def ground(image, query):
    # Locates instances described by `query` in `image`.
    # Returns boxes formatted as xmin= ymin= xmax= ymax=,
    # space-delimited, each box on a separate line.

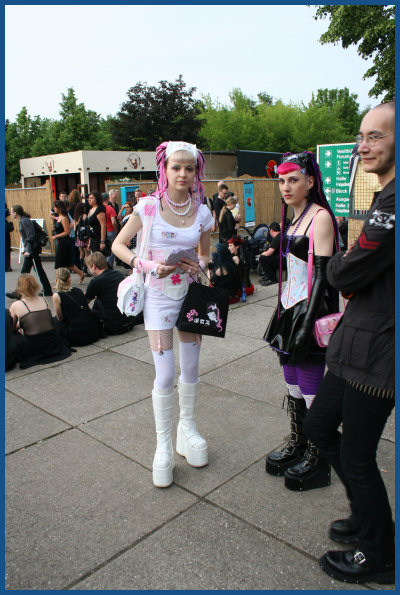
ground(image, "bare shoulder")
xmin=9 ymin=300 xmax=24 ymax=317
xmin=314 ymin=208 xmax=333 ymax=229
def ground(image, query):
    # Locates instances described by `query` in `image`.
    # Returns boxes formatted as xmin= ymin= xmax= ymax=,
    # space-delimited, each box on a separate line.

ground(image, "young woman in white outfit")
xmin=112 ymin=141 xmax=214 ymax=488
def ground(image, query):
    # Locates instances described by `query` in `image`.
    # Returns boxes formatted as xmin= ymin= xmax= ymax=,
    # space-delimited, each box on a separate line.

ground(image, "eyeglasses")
xmin=355 ymin=133 xmax=392 ymax=145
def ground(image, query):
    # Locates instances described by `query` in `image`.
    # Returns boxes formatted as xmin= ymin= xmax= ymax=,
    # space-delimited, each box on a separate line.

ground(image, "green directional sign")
xmin=317 ymin=143 xmax=354 ymax=216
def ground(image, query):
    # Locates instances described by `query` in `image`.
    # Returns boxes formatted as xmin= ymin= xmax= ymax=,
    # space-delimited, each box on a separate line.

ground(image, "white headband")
xmin=165 ymin=141 xmax=198 ymax=161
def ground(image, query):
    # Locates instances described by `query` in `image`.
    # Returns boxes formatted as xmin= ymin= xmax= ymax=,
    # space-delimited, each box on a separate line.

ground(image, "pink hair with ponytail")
xmin=154 ymin=141 xmax=205 ymax=208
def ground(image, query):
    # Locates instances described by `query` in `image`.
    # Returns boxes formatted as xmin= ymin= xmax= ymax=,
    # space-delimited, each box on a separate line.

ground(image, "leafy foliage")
xmin=313 ymin=5 xmax=395 ymax=101
xmin=199 ymin=87 xmax=361 ymax=154
xmin=110 ymin=75 xmax=204 ymax=150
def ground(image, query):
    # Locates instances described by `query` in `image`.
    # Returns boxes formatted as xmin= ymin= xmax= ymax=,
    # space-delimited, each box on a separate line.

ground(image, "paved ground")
xmin=5 ymin=251 xmax=395 ymax=590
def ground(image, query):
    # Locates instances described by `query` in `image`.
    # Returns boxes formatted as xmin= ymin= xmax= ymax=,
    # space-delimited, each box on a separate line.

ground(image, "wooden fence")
xmin=6 ymin=181 xmax=55 ymax=254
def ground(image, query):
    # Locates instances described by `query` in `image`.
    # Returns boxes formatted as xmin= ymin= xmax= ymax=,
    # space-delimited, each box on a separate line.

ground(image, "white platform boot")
xmin=176 ymin=381 xmax=208 ymax=467
xmin=152 ymin=386 xmax=175 ymax=488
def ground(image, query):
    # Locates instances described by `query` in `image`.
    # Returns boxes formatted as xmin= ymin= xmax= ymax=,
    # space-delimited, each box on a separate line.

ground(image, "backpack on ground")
xmin=32 ymin=220 xmax=49 ymax=247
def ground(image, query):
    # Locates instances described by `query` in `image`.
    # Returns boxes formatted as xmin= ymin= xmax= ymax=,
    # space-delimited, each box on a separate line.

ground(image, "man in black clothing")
xmin=6 ymin=205 xmax=52 ymax=299
xmin=305 ymin=102 xmax=395 ymax=585
xmin=84 ymin=252 xmax=136 ymax=335
xmin=211 ymin=183 xmax=229 ymax=231
xmin=258 ymin=221 xmax=283 ymax=286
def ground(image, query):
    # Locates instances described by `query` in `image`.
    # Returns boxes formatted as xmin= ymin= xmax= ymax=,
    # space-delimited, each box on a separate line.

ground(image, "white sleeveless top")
xmin=135 ymin=198 xmax=214 ymax=300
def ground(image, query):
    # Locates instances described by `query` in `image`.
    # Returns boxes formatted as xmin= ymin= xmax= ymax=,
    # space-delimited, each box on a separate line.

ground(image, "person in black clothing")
xmin=5 ymin=203 xmax=13 ymax=272
xmin=9 ymin=274 xmax=71 ymax=369
xmin=52 ymin=268 xmax=100 ymax=346
xmin=5 ymin=308 xmax=21 ymax=371
xmin=84 ymin=251 xmax=137 ymax=335
xmin=211 ymin=183 xmax=229 ymax=231
xmin=209 ymin=243 xmax=242 ymax=302
xmin=52 ymin=200 xmax=85 ymax=282
xmin=87 ymin=191 xmax=107 ymax=254
xmin=258 ymin=221 xmax=285 ymax=285
xmin=218 ymin=196 xmax=237 ymax=243
xmin=304 ymin=103 xmax=395 ymax=585
xmin=6 ymin=205 xmax=52 ymax=298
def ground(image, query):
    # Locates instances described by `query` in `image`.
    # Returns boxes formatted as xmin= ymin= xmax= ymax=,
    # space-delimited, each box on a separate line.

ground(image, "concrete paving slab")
xmin=201 ymin=345 xmax=287 ymax=407
xmin=69 ymin=501 xmax=363 ymax=590
xmin=226 ymin=302 xmax=275 ymax=339
xmin=256 ymin=295 xmax=280 ymax=308
xmin=382 ymin=408 xmax=395 ymax=443
xmin=5 ymin=430 xmax=197 ymax=590
xmin=81 ymin=383 xmax=290 ymax=496
xmin=95 ymin=324 xmax=147 ymax=349
xmin=207 ymin=440 xmax=395 ymax=560
xmin=5 ymin=391 xmax=71 ymax=454
xmin=111 ymin=330 xmax=267 ymax=377
xmin=5 ymin=351 xmax=156 ymax=425
xmin=4 ymin=341 xmax=104 ymax=380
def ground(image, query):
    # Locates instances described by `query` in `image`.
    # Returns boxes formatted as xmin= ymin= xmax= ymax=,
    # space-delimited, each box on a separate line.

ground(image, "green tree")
xmin=111 ymin=75 xmax=204 ymax=150
xmin=308 ymin=87 xmax=361 ymax=136
xmin=313 ymin=5 xmax=395 ymax=101
xmin=5 ymin=107 xmax=46 ymax=184
xmin=56 ymin=87 xmax=104 ymax=151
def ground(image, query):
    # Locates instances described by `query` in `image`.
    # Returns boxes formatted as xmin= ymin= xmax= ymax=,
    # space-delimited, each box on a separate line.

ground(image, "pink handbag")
xmin=313 ymin=311 xmax=343 ymax=348
xmin=308 ymin=214 xmax=345 ymax=348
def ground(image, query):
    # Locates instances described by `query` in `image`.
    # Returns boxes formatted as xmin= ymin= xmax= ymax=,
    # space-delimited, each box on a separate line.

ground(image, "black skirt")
xmin=263 ymin=298 xmax=328 ymax=366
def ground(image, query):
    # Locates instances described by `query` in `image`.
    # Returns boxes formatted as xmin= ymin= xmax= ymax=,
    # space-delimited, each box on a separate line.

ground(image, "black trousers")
xmin=21 ymin=250 xmax=52 ymax=296
xmin=304 ymin=371 xmax=394 ymax=563
xmin=259 ymin=254 xmax=282 ymax=281
xmin=92 ymin=298 xmax=135 ymax=335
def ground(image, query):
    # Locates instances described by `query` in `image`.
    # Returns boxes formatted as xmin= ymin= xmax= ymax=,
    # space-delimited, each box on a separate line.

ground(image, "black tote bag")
xmin=176 ymin=280 xmax=230 ymax=338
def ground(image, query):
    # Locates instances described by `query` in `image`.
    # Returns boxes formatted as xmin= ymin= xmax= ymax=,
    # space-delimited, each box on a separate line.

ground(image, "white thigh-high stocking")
xmin=286 ymin=383 xmax=303 ymax=400
xmin=151 ymin=349 xmax=176 ymax=390
xmin=302 ymin=395 xmax=315 ymax=409
xmin=178 ymin=340 xmax=200 ymax=384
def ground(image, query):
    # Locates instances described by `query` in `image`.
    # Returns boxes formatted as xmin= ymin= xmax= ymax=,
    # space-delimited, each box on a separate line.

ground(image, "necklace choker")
xmin=166 ymin=194 xmax=191 ymax=208
xmin=165 ymin=195 xmax=192 ymax=222
xmin=282 ymin=201 xmax=312 ymax=257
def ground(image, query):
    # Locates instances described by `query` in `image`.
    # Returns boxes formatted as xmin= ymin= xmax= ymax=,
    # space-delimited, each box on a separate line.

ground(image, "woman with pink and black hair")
xmin=263 ymin=151 xmax=339 ymax=491
xmin=112 ymin=141 xmax=214 ymax=488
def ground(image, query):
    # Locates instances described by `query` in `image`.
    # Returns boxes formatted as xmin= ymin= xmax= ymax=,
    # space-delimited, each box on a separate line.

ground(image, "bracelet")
xmin=129 ymin=256 xmax=136 ymax=268
xmin=100 ymin=240 xmax=105 ymax=243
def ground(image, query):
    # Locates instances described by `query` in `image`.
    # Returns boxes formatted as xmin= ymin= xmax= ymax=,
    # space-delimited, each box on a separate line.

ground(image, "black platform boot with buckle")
xmin=266 ymin=395 xmax=307 ymax=476
xmin=284 ymin=440 xmax=331 ymax=491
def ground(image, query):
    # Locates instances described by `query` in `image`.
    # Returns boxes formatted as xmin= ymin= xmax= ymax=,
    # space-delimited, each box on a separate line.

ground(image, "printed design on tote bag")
xmin=207 ymin=303 xmax=223 ymax=332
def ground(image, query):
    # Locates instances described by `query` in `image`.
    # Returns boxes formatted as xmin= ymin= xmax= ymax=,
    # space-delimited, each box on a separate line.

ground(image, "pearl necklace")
xmin=282 ymin=201 xmax=312 ymax=257
xmin=166 ymin=194 xmax=191 ymax=208
xmin=165 ymin=196 xmax=192 ymax=223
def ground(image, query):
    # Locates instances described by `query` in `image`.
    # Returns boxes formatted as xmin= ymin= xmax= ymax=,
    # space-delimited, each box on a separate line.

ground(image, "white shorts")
xmin=143 ymin=286 xmax=185 ymax=330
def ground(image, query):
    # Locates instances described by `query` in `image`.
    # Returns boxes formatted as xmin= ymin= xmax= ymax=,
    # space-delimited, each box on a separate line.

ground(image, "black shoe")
xmin=5 ymin=267 xmax=12 ymax=272
xmin=284 ymin=441 xmax=331 ymax=491
xmin=259 ymin=278 xmax=276 ymax=286
xmin=319 ymin=548 xmax=395 ymax=584
xmin=266 ymin=395 xmax=307 ymax=476
xmin=330 ymin=518 xmax=360 ymax=544
xmin=6 ymin=290 xmax=20 ymax=300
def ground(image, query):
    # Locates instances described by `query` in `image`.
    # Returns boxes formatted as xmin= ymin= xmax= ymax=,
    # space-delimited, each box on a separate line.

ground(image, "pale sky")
xmin=5 ymin=4 xmax=382 ymax=122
